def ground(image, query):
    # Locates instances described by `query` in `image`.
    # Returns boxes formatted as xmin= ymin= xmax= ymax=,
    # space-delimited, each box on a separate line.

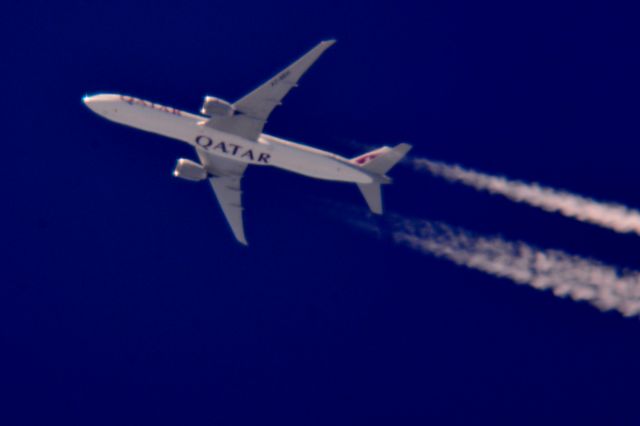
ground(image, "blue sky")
xmin=3 ymin=0 xmax=640 ymax=424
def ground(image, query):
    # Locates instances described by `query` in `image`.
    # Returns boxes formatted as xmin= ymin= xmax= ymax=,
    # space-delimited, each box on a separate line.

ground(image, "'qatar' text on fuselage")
xmin=194 ymin=135 xmax=271 ymax=164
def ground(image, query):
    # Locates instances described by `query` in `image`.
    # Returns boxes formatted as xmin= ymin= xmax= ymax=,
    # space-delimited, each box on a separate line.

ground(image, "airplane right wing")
xmin=196 ymin=148 xmax=249 ymax=245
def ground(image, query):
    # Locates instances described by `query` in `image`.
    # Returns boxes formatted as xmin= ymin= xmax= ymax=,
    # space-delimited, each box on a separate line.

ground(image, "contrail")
xmin=348 ymin=213 xmax=640 ymax=317
xmin=410 ymin=157 xmax=640 ymax=236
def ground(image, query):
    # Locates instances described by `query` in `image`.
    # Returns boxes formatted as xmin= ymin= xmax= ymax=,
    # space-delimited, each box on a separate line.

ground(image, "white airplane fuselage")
xmin=84 ymin=94 xmax=374 ymax=184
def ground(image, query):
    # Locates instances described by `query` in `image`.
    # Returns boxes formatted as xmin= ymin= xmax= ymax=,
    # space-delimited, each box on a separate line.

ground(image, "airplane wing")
xmin=204 ymin=40 xmax=336 ymax=141
xmin=196 ymin=148 xmax=249 ymax=245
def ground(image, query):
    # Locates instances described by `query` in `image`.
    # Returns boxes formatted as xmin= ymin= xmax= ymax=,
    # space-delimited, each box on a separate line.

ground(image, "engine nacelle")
xmin=200 ymin=96 xmax=235 ymax=117
xmin=173 ymin=158 xmax=207 ymax=182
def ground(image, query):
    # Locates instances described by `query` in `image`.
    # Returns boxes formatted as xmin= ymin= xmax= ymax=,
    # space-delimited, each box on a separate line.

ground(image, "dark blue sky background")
xmin=3 ymin=1 xmax=640 ymax=424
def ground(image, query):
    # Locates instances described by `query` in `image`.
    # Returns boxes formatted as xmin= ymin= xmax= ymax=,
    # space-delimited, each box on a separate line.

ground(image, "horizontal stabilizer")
xmin=357 ymin=183 xmax=383 ymax=214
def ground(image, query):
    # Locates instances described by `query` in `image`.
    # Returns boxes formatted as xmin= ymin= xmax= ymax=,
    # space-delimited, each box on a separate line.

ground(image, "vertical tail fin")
xmin=350 ymin=143 xmax=412 ymax=174
xmin=351 ymin=143 xmax=412 ymax=214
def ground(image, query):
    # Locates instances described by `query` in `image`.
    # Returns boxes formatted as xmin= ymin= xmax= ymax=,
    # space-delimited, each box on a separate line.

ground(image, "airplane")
xmin=84 ymin=40 xmax=411 ymax=245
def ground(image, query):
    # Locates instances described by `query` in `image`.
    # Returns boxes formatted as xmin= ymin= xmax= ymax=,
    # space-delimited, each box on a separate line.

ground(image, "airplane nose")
xmin=83 ymin=96 xmax=103 ymax=115
xmin=83 ymin=94 xmax=117 ymax=115
xmin=83 ymin=95 xmax=102 ymax=108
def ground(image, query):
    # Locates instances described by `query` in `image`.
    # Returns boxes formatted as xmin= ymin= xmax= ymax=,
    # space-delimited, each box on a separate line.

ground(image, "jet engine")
xmin=173 ymin=159 xmax=207 ymax=182
xmin=200 ymin=96 xmax=235 ymax=117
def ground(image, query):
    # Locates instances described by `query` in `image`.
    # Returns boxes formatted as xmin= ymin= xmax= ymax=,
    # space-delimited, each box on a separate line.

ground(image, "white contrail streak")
xmin=411 ymin=158 xmax=640 ymax=236
xmin=349 ymin=213 xmax=640 ymax=317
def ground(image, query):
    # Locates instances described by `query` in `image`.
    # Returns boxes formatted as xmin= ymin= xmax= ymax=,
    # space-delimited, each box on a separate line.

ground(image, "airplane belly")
xmin=108 ymin=106 xmax=193 ymax=141
xmin=85 ymin=94 xmax=372 ymax=179
xmin=106 ymin=110 xmax=274 ymax=166
xmin=270 ymin=148 xmax=373 ymax=183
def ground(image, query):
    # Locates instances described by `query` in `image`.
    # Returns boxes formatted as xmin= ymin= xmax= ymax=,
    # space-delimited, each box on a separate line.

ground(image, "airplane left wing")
xmin=196 ymin=148 xmax=249 ymax=245
xmin=204 ymin=40 xmax=336 ymax=141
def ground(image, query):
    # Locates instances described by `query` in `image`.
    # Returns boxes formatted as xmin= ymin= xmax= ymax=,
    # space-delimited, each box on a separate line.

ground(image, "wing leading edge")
xmin=196 ymin=148 xmax=249 ymax=245
xmin=204 ymin=40 xmax=336 ymax=141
